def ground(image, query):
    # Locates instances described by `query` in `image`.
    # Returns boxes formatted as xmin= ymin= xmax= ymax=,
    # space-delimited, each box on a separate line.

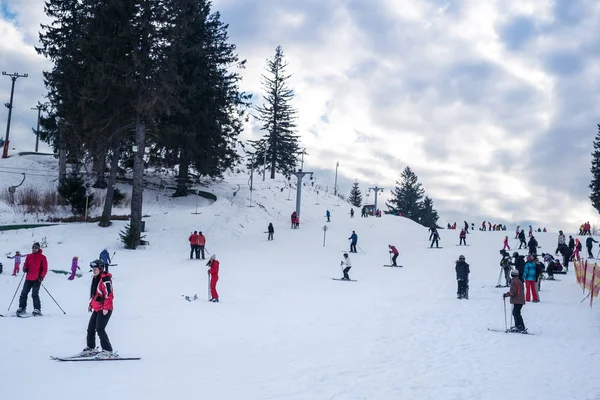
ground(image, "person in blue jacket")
xmin=326 ymin=210 xmax=331 ymax=222
xmin=348 ymin=231 xmax=358 ymax=253
xmin=99 ymin=248 xmax=111 ymax=266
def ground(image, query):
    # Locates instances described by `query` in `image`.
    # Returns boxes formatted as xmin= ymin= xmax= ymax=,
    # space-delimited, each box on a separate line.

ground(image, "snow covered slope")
xmin=0 ymin=153 xmax=599 ymax=400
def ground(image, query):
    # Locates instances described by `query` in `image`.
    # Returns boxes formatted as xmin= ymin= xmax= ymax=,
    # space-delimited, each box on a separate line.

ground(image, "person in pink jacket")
xmin=7 ymin=251 xmax=27 ymax=276
xmin=503 ymin=236 xmax=510 ymax=251
xmin=68 ymin=256 xmax=80 ymax=280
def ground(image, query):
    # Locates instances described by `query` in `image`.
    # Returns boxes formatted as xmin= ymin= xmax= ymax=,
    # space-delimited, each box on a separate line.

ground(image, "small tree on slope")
xmin=590 ymin=124 xmax=600 ymax=214
xmin=419 ymin=196 xmax=439 ymax=228
xmin=348 ymin=180 xmax=362 ymax=207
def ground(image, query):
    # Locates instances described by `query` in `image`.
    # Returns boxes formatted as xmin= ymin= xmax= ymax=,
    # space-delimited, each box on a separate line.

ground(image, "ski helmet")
xmin=512 ymin=252 xmax=519 ymax=258
xmin=343 ymin=253 xmax=348 ymax=258
xmin=458 ymin=255 xmax=465 ymax=261
xmin=90 ymin=259 xmax=106 ymax=270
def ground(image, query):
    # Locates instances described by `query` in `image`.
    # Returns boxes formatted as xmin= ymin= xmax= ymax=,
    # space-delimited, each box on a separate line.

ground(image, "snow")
xmin=1 ymin=153 xmax=600 ymax=399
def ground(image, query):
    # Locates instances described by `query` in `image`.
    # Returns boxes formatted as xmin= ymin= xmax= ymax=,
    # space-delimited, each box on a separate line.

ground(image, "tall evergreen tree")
xmin=348 ymin=180 xmax=362 ymax=207
xmin=590 ymin=125 xmax=600 ymax=214
xmin=250 ymin=46 xmax=299 ymax=178
xmin=419 ymin=196 xmax=439 ymax=228
xmin=386 ymin=166 xmax=425 ymax=221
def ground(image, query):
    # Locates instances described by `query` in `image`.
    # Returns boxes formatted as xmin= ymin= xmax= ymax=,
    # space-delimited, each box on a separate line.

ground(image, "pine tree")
xmin=250 ymin=46 xmax=299 ymax=178
xmin=591 ymin=125 xmax=600 ymax=213
xmin=418 ymin=196 xmax=439 ymax=228
xmin=348 ymin=180 xmax=362 ymax=207
xmin=386 ymin=166 xmax=425 ymax=221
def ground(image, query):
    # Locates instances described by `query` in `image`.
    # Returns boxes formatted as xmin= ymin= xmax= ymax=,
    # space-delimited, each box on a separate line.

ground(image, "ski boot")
xmin=15 ymin=308 xmax=25 ymax=316
xmin=32 ymin=309 xmax=43 ymax=316
xmin=78 ymin=347 xmax=99 ymax=357
xmin=96 ymin=350 xmax=116 ymax=359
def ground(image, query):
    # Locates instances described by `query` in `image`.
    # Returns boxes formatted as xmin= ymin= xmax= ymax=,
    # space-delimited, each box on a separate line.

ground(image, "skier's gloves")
xmin=23 ymin=268 xmax=28 ymax=273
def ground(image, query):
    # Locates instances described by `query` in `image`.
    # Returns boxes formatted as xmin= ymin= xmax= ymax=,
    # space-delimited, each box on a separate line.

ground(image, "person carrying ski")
xmin=455 ymin=255 xmax=470 ymax=299
xmin=207 ymin=254 xmax=219 ymax=302
xmin=503 ymin=269 xmax=526 ymax=332
xmin=459 ymin=229 xmax=467 ymax=246
xmin=340 ymin=253 xmax=352 ymax=280
xmin=574 ymin=238 xmax=582 ymax=261
xmin=80 ymin=259 xmax=114 ymax=358
xmin=518 ymin=230 xmax=527 ymax=249
xmin=326 ymin=210 xmax=331 ymax=222
xmin=349 ymin=231 xmax=358 ymax=253
xmin=527 ymin=236 xmax=538 ymax=256
xmin=511 ymin=252 xmax=525 ymax=281
xmin=500 ymin=250 xmax=512 ymax=287
xmin=503 ymin=236 xmax=510 ymax=251
xmin=388 ymin=245 xmax=399 ymax=266
xmin=16 ymin=242 xmax=48 ymax=317
xmin=198 ymin=232 xmax=206 ymax=260
xmin=586 ymin=236 xmax=598 ymax=258
xmin=68 ymin=256 xmax=80 ymax=280
xmin=7 ymin=250 xmax=26 ymax=276
xmin=99 ymin=248 xmax=111 ymax=266
xmin=267 ymin=223 xmax=274 ymax=241
xmin=430 ymin=230 xmax=441 ymax=248
xmin=522 ymin=255 xmax=539 ymax=302
xmin=189 ymin=231 xmax=199 ymax=259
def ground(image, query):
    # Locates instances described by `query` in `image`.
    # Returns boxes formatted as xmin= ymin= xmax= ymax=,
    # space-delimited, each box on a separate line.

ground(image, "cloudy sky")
xmin=1 ymin=0 xmax=599 ymax=230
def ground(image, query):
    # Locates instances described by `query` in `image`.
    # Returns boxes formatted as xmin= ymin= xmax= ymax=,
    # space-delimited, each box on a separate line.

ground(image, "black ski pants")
xmin=588 ymin=246 xmax=594 ymax=258
xmin=19 ymin=279 xmax=41 ymax=311
xmin=519 ymin=239 xmax=526 ymax=249
xmin=512 ymin=304 xmax=525 ymax=330
xmin=350 ymin=242 xmax=357 ymax=253
xmin=391 ymin=254 xmax=398 ymax=266
xmin=459 ymin=237 xmax=466 ymax=245
xmin=430 ymin=238 xmax=439 ymax=248
xmin=198 ymin=246 xmax=205 ymax=260
xmin=87 ymin=310 xmax=113 ymax=351
xmin=343 ymin=266 xmax=351 ymax=280
xmin=457 ymin=279 xmax=468 ymax=297
xmin=503 ymin=267 xmax=510 ymax=286
xmin=190 ymin=245 xmax=199 ymax=259
xmin=268 ymin=232 xmax=273 ymax=240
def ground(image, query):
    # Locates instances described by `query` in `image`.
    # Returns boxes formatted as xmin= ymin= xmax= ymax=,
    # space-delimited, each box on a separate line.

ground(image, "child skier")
xmin=503 ymin=236 xmax=510 ymax=251
xmin=503 ymin=269 xmax=526 ymax=332
xmin=68 ymin=256 xmax=80 ymax=280
xmin=7 ymin=251 xmax=26 ymax=276
xmin=207 ymin=254 xmax=219 ymax=302
xmin=340 ymin=253 xmax=352 ymax=280
xmin=459 ymin=229 xmax=466 ymax=245
xmin=455 ymin=255 xmax=470 ymax=299
xmin=79 ymin=259 xmax=114 ymax=358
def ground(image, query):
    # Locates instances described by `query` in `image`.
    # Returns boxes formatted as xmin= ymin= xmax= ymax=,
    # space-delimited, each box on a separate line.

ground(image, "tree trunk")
xmin=99 ymin=139 xmax=121 ymax=227
xmin=270 ymin=133 xmax=276 ymax=179
xmin=129 ymin=114 xmax=146 ymax=248
xmin=174 ymin=145 xmax=189 ymax=197
xmin=92 ymin=148 xmax=108 ymax=188
xmin=58 ymin=123 xmax=68 ymax=204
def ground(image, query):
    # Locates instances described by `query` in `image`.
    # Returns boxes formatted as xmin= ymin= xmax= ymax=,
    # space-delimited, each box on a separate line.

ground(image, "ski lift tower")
xmin=291 ymin=168 xmax=313 ymax=217
xmin=368 ymin=186 xmax=385 ymax=214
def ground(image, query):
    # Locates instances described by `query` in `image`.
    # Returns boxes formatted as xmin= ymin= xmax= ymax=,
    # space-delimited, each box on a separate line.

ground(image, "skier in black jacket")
xmin=528 ymin=236 xmax=538 ymax=256
xmin=518 ymin=230 xmax=527 ymax=249
xmin=558 ymin=244 xmax=572 ymax=271
xmin=586 ymin=236 xmax=598 ymax=258
xmin=455 ymin=255 xmax=470 ymax=299
xmin=512 ymin=252 xmax=525 ymax=281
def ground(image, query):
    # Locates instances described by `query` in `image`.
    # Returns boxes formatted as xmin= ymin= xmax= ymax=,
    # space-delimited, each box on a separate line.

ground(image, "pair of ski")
xmin=383 ymin=264 xmax=403 ymax=268
xmin=50 ymin=351 xmax=141 ymax=362
xmin=0 ymin=313 xmax=44 ymax=318
xmin=487 ymin=328 xmax=536 ymax=335
xmin=332 ymin=278 xmax=357 ymax=282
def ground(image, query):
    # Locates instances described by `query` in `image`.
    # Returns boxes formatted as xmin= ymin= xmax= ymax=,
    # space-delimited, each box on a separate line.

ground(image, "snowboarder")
xmin=16 ymin=242 xmax=48 ymax=317
xmin=198 ymin=232 xmax=206 ymax=260
xmin=207 ymin=254 xmax=219 ymax=302
xmin=586 ymin=236 xmax=598 ymax=258
xmin=340 ymin=253 xmax=352 ymax=280
xmin=80 ymin=259 xmax=114 ymax=358
xmin=518 ymin=230 xmax=527 ymax=249
xmin=388 ymin=245 xmax=399 ymax=266
xmin=189 ymin=231 xmax=199 ymax=259
xmin=503 ymin=269 xmax=526 ymax=332
xmin=348 ymin=231 xmax=358 ymax=253
xmin=99 ymin=248 xmax=111 ymax=266
xmin=326 ymin=210 xmax=331 ymax=222
xmin=455 ymin=255 xmax=470 ymax=299
xmin=502 ymin=236 xmax=510 ymax=251
xmin=267 ymin=223 xmax=274 ymax=241
xmin=500 ymin=250 xmax=511 ymax=287
xmin=68 ymin=256 xmax=80 ymax=280
xmin=430 ymin=230 xmax=440 ymax=248
xmin=459 ymin=229 xmax=467 ymax=246
xmin=523 ymin=255 xmax=539 ymax=302
xmin=350 ymin=208 xmax=354 ymax=218
xmin=7 ymin=250 xmax=26 ymax=276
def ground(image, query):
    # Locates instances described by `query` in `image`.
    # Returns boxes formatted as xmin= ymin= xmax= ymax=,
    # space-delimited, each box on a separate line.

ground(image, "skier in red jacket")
xmin=207 ymin=254 xmax=219 ymax=302
xmin=16 ymin=242 xmax=48 ymax=317
xmin=80 ymin=259 xmax=114 ymax=358
xmin=388 ymin=245 xmax=399 ymax=266
xmin=189 ymin=231 xmax=199 ymax=259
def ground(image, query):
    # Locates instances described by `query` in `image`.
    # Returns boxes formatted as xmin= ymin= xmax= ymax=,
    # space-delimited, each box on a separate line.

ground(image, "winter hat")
xmin=209 ymin=254 xmax=216 ymax=261
xmin=343 ymin=253 xmax=348 ymax=258
xmin=458 ymin=255 xmax=465 ymax=261
xmin=511 ymin=269 xmax=519 ymax=276
xmin=32 ymin=242 xmax=40 ymax=249
xmin=73 ymin=256 xmax=78 ymax=259
xmin=15 ymin=251 xmax=20 ymax=254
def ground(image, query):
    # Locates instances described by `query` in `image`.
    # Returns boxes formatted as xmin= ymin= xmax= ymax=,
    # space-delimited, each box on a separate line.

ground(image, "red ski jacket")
xmin=89 ymin=272 xmax=114 ymax=311
xmin=189 ymin=233 xmax=199 ymax=245
xmin=23 ymin=249 xmax=48 ymax=281
xmin=198 ymin=235 xmax=206 ymax=246
xmin=389 ymin=246 xmax=399 ymax=255
xmin=208 ymin=260 xmax=219 ymax=277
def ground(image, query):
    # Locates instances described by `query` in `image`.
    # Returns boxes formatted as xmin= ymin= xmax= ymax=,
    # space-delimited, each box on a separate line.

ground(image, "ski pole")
xmin=7 ymin=273 xmax=25 ymax=311
xmin=496 ymin=268 xmax=503 ymax=287
xmin=357 ymin=244 xmax=365 ymax=254
xmin=207 ymin=270 xmax=210 ymax=301
xmin=389 ymin=252 xmax=392 ymax=266
xmin=503 ymin=297 xmax=507 ymax=332
xmin=510 ymin=305 xmax=513 ymax=329
xmin=41 ymin=283 xmax=66 ymax=314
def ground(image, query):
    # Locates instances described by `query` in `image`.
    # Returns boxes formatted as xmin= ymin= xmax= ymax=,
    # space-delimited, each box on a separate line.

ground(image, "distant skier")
xmin=429 ymin=226 xmax=437 ymax=241
xmin=267 ymin=223 xmax=274 ymax=241
xmin=16 ymin=242 xmax=48 ymax=317
xmin=99 ymin=248 xmax=111 ymax=266
xmin=348 ymin=231 xmax=358 ymax=253
xmin=574 ymin=238 xmax=582 ymax=261
xmin=430 ymin=230 xmax=440 ymax=248
xmin=518 ymin=230 xmax=527 ymax=249
xmin=503 ymin=236 xmax=510 ymax=251
xmin=80 ymin=259 xmax=114 ymax=358
xmin=207 ymin=254 xmax=219 ymax=302
xmin=455 ymin=255 xmax=470 ymax=299
xmin=7 ymin=250 xmax=26 ymax=276
xmin=189 ymin=231 xmax=199 ymax=259
xmin=326 ymin=209 xmax=331 ymax=222
xmin=340 ymin=253 xmax=352 ymax=280
xmin=586 ymin=236 xmax=598 ymax=258
xmin=528 ymin=225 xmax=533 ymax=238
xmin=568 ymin=235 xmax=575 ymax=254
xmin=388 ymin=245 xmax=399 ymax=267
xmin=527 ymin=236 xmax=538 ymax=256
xmin=459 ymin=229 xmax=467 ymax=246
xmin=291 ymin=211 xmax=297 ymax=229
xmin=350 ymin=208 xmax=354 ymax=218
xmin=68 ymin=256 xmax=80 ymax=280
xmin=515 ymin=225 xmax=520 ymax=239
xmin=523 ymin=255 xmax=539 ymax=302
xmin=503 ymin=269 xmax=526 ymax=332
xmin=499 ymin=250 xmax=511 ymax=287
xmin=198 ymin=232 xmax=206 ymax=260
xmin=464 ymin=221 xmax=469 ymax=233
